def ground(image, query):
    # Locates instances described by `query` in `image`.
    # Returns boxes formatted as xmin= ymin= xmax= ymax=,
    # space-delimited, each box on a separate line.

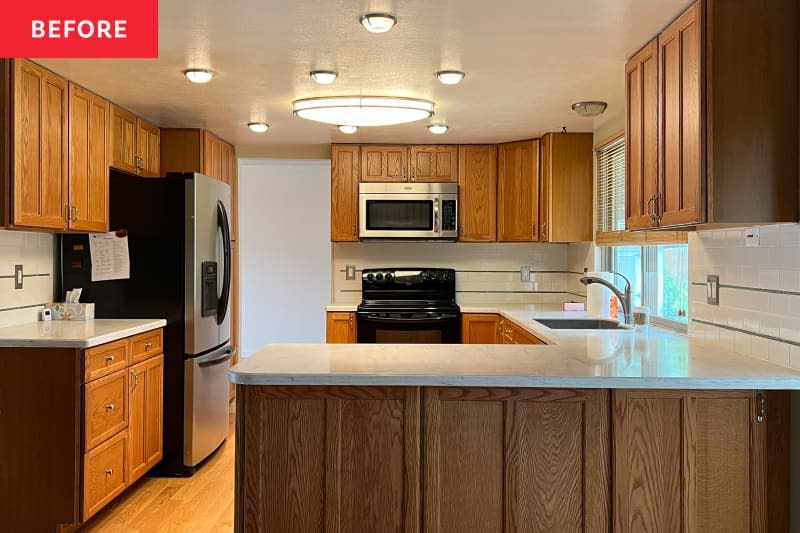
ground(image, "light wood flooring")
xmin=81 ymin=415 xmax=235 ymax=532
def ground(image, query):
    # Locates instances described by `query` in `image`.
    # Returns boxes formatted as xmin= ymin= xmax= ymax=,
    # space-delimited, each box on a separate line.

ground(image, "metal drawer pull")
xmin=105 ymin=403 xmax=115 ymax=411
xmin=105 ymin=354 xmax=115 ymax=362
xmin=105 ymin=468 xmax=114 ymax=475
xmin=144 ymin=342 xmax=153 ymax=350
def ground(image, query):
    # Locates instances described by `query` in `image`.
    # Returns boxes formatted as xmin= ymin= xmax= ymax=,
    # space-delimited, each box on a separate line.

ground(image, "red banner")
xmin=0 ymin=0 xmax=158 ymax=58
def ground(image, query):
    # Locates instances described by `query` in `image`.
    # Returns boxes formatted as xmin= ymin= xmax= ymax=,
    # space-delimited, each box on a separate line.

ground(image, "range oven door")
xmin=356 ymin=312 xmax=461 ymax=344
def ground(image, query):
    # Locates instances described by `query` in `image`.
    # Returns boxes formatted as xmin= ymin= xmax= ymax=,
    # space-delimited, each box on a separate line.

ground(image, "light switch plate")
xmin=745 ymin=227 xmax=760 ymax=247
xmin=14 ymin=264 xmax=23 ymax=289
xmin=520 ymin=265 xmax=531 ymax=282
xmin=707 ymin=274 xmax=719 ymax=305
xmin=345 ymin=264 xmax=356 ymax=281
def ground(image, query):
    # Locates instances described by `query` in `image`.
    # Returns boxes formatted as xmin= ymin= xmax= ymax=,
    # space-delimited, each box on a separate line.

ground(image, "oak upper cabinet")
xmin=457 ymin=145 xmax=497 ymax=242
xmin=360 ymin=144 xmax=408 ymax=182
xmin=68 ymin=83 xmax=110 ymax=232
xmin=625 ymin=39 xmax=659 ymax=230
xmin=330 ymin=144 xmax=360 ymax=242
xmin=11 ymin=59 xmax=69 ymax=229
xmin=409 ymin=145 xmax=458 ymax=182
xmin=160 ymin=128 xmax=234 ymax=183
xmin=657 ymin=2 xmax=703 ymax=227
xmin=497 ymin=139 xmax=540 ymax=242
xmin=461 ymin=313 xmax=500 ymax=344
xmin=539 ymin=133 xmax=593 ymax=242
xmin=326 ymin=311 xmax=357 ymax=343
xmin=203 ymin=130 xmax=224 ymax=181
xmin=424 ymin=387 xmax=610 ymax=533
xmin=613 ymin=390 xmax=789 ymax=533
xmin=236 ymin=385 xmax=421 ymax=533
xmin=136 ymin=118 xmax=160 ymax=177
xmin=625 ymin=0 xmax=798 ymax=228
xmin=128 ymin=353 xmax=164 ymax=483
xmin=110 ymin=105 xmax=138 ymax=175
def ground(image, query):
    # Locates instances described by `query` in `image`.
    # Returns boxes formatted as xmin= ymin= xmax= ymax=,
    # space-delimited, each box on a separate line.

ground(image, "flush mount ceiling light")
xmin=310 ymin=70 xmax=338 ymax=84
xmin=359 ymin=13 xmax=397 ymax=33
xmin=571 ymin=101 xmax=608 ymax=117
xmin=293 ymin=96 xmax=434 ymax=127
xmin=435 ymin=70 xmax=465 ymax=85
xmin=247 ymin=122 xmax=270 ymax=133
xmin=427 ymin=124 xmax=449 ymax=134
xmin=183 ymin=69 xmax=215 ymax=84
xmin=338 ymin=125 xmax=358 ymax=134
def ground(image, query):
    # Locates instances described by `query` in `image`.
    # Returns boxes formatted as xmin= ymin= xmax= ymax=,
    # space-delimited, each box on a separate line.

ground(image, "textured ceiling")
xmin=37 ymin=0 xmax=691 ymax=147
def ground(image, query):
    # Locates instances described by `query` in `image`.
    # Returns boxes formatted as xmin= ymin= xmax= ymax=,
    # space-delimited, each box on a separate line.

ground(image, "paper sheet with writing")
xmin=89 ymin=232 xmax=130 ymax=281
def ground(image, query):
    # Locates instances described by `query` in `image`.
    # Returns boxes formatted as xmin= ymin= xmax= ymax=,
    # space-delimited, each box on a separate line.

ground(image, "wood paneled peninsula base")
xmin=234 ymin=385 xmax=789 ymax=533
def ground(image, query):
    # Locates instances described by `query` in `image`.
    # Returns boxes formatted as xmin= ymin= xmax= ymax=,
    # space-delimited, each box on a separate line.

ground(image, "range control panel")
xmin=361 ymin=268 xmax=456 ymax=290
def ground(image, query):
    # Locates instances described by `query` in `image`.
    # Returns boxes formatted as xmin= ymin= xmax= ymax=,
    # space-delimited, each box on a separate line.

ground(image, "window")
xmin=595 ymin=135 xmax=689 ymax=330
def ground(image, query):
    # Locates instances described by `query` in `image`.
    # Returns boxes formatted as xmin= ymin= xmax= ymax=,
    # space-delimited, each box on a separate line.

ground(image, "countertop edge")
xmin=0 ymin=319 xmax=167 ymax=348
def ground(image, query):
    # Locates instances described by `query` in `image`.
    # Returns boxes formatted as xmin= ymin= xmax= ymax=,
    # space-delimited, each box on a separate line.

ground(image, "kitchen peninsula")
xmin=230 ymin=310 xmax=799 ymax=532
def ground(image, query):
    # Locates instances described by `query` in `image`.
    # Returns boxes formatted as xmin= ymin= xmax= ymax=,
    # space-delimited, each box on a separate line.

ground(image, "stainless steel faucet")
xmin=580 ymin=272 xmax=634 ymax=325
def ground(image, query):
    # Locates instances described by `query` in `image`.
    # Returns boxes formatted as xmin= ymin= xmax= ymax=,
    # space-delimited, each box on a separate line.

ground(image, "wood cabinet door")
xmin=326 ymin=312 xmax=356 ymax=343
xmin=236 ymin=386 xmax=421 ymax=533
xmin=110 ymin=105 xmax=137 ymax=175
xmin=68 ymin=83 xmax=109 ymax=232
xmin=136 ymin=118 xmax=161 ymax=177
xmin=128 ymin=354 xmax=164 ymax=483
xmin=360 ymin=145 xmax=408 ymax=182
xmin=424 ymin=387 xmax=610 ymax=533
xmin=541 ymin=133 xmax=593 ymax=242
xmin=458 ymin=145 xmax=497 ymax=242
xmin=658 ymin=2 xmax=704 ymax=227
xmin=461 ymin=313 xmax=500 ymax=343
xmin=497 ymin=140 xmax=540 ymax=242
xmin=613 ymin=390 xmax=787 ymax=533
xmin=410 ymin=145 xmax=458 ymax=182
xmin=12 ymin=59 xmax=68 ymax=229
xmin=220 ymin=141 xmax=235 ymax=185
xmin=331 ymin=144 xmax=360 ymax=242
xmin=203 ymin=131 xmax=223 ymax=180
xmin=508 ymin=321 xmax=543 ymax=344
xmin=625 ymin=39 xmax=659 ymax=230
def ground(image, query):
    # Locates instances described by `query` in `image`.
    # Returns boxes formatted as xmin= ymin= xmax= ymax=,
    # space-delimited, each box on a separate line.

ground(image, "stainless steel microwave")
xmin=358 ymin=183 xmax=458 ymax=240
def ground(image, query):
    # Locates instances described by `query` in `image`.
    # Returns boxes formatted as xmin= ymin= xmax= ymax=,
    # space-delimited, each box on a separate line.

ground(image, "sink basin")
xmin=533 ymin=318 xmax=632 ymax=330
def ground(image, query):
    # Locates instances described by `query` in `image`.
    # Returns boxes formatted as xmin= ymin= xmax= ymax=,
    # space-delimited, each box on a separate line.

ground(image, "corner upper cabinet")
xmin=331 ymin=144 xmax=360 ymax=242
xmin=497 ymin=139 xmax=540 ymax=242
xmin=625 ymin=0 xmax=798 ymax=228
xmin=457 ymin=145 xmax=497 ymax=242
xmin=136 ymin=118 xmax=160 ymax=177
xmin=160 ymin=128 xmax=234 ymax=183
xmin=10 ymin=59 xmax=69 ymax=229
xmin=539 ymin=132 xmax=593 ymax=242
xmin=68 ymin=83 xmax=110 ymax=232
xmin=110 ymin=105 xmax=138 ymax=175
xmin=409 ymin=145 xmax=458 ymax=183
xmin=360 ymin=145 xmax=408 ymax=182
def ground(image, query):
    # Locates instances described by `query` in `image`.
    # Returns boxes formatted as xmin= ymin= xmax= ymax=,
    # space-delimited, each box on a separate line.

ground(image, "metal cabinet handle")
xmin=541 ymin=221 xmax=547 ymax=240
xmin=144 ymin=342 xmax=153 ymax=350
xmin=402 ymin=168 xmax=407 ymax=182
xmin=105 ymin=468 xmax=114 ymax=476
xmin=411 ymin=167 xmax=416 ymax=182
xmin=105 ymin=354 xmax=115 ymax=362
xmin=105 ymin=403 xmax=115 ymax=411
xmin=70 ymin=205 xmax=78 ymax=223
xmin=653 ymin=192 xmax=663 ymax=224
xmin=130 ymin=369 xmax=139 ymax=390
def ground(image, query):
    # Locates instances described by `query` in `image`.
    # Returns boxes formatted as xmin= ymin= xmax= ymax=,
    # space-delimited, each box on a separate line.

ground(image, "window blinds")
xmin=595 ymin=137 xmax=625 ymax=233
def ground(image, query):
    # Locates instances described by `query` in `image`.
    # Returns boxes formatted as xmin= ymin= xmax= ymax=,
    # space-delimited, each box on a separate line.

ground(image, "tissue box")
xmin=47 ymin=302 xmax=95 ymax=321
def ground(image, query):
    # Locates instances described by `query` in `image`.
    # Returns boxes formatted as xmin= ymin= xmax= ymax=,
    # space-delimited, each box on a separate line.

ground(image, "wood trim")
xmin=593 ymin=129 xmax=624 ymax=151
xmin=595 ymin=230 xmax=688 ymax=246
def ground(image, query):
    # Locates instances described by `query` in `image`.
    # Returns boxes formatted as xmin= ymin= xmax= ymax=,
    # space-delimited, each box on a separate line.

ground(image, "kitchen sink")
xmin=533 ymin=318 xmax=633 ymax=330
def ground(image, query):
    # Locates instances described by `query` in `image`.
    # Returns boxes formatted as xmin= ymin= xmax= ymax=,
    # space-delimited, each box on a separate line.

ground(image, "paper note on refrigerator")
xmin=89 ymin=232 xmax=130 ymax=281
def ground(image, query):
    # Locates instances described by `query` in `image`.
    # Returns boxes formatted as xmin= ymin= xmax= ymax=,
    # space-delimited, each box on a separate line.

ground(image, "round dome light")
xmin=338 ymin=125 xmax=358 ymax=134
xmin=310 ymin=70 xmax=338 ymax=84
xmin=183 ymin=69 xmax=215 ymax=84
xmin=427 ymin=124 xmax=449 ymax=135
xmin=435 ymin=70 xmax=465 ymax=85
xmin=293 ymin=96 xmax=434 ymax=127
xmin=571 ymin=101 xmax=608 ymax=117
xmin=359 ymin=13 xmax=397 ymax=33
xmin=247 ymin=122 xmax=269 ymax=133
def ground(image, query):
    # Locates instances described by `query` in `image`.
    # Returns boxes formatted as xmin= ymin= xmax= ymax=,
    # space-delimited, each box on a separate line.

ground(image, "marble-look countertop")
xmin=232 ymin=306 xmax=800 ymax=389
xmin=0 ymin=319 xmax=167 ymax=348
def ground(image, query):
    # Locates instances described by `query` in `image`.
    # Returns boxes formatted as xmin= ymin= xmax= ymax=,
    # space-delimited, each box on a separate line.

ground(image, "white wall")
xmin=238 ymin=159 xmax=331 ymax=355
xmin=0 ymin=229 xmax=55 ymax=327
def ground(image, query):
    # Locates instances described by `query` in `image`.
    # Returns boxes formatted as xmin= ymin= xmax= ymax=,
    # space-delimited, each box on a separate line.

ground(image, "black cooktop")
xmin=358 ymin=268 xmax=458 ymax=312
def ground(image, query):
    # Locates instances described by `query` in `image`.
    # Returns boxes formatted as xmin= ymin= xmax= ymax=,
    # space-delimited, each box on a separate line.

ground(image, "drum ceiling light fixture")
xmin=293 ymin=96 xmax=435 ymax=127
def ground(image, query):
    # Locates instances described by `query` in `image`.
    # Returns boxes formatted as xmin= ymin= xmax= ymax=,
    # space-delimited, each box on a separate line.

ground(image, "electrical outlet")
xmin=14 ymin=264 xmax=23 ymax=290
xmin=345 ymin=264 xmax=356 ymax=280
xmin=520 ymin=265 xmax=531 ymax=282
xmin=745 ymin=227 xmax=760 ymax=247
xmin=707 ymin=274 xmax=719 ymax=305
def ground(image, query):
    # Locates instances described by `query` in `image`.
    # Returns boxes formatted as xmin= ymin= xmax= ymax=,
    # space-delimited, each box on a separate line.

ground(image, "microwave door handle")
xmin=433 ymin=198 xmax=440 ymax=234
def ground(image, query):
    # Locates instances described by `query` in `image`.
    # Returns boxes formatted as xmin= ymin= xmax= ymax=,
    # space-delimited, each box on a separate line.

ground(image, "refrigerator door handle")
xmin=196 ymin=345 xmax=236 ymax=367
xmin=216 ymin=200 xmax=232 ymax=326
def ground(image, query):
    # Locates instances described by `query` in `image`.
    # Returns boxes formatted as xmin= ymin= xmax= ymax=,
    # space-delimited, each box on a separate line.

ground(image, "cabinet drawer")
xmin=130 ymin=329 xmax=163 ymax=363
xmin=85 ymin=369 xmax=128 ymax=451
xmin=85 ymin=339 xmax=129 ymax=382
xmin=83 ymin=430 xmax=127 ymax=520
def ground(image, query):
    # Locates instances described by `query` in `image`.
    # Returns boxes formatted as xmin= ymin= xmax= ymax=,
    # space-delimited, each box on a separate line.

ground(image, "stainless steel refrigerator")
xmin=61 ymin=171 xmax=234 ymax=476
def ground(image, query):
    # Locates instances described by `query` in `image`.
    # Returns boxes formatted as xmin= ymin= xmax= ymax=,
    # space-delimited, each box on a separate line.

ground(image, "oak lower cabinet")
xmin=461 ymin=313 xmax=501 ymax=343
xmin=128 ymin=353 xmax=164 ymax=482
xmin=235 ymin=386 xmax=420 ymax=532
xmin=613 ymin=390 xmax=789 ymax=533
xmin=497 ymin=139 xmax=540 ymax=242
xmin=331 ymin=144 xmax=360 ymax=241
xmin=326 ymin=311 xmax=357 ymax=343
xmin=457 ymin=145 xmax=497 ymax=242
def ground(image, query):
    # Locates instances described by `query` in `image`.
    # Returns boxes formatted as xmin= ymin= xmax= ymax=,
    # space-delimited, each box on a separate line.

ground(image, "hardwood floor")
xmin=81 ymin=415 xmax=235 ymax=532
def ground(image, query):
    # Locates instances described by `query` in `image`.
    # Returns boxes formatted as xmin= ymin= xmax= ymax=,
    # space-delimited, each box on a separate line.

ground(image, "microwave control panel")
xmin=441 ymin=200 xmax=457 ymax=231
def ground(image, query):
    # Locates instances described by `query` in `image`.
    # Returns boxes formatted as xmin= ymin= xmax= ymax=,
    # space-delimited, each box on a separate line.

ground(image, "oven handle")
xmin=359 ymin=313 xmax=460 ymax=322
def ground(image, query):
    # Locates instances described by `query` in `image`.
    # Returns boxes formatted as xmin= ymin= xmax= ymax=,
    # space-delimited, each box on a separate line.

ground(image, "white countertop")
xmin=0 ymin=319 xmax=167 ymax=348
xmin=233 ymin=306 xmax=800 ymax=389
